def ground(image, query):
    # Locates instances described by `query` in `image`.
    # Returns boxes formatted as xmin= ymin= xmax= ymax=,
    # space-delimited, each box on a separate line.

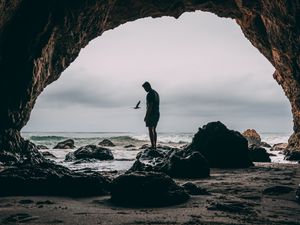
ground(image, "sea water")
xmin=21 ymin=132 xmax=294 ymax=172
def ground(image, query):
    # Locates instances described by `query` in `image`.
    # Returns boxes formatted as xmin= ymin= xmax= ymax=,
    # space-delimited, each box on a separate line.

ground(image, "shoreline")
xmin=1 ymin=162 xmax=299 ymax=225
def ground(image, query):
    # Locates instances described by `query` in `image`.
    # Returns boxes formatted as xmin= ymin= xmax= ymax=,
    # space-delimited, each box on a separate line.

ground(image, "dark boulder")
xmin=98 ymin=139 xmax=115 ymax=147
xmin=65 ymin=145 xmax=114 ymax=161
xmin=165 ymin=152 xmax=210 ymax=178
xmin=182 ymin=182 xmax=210 ymax=195
xmin=185 ymin=121 xmax=253 ymax=168
xmin=260 ymin=142 xmax=271 ymax=148
xmin=242 ymin=129 xmax=262 ymax=146
xmin=0 ymin=161 xmax=110 ymax=196
xmin=53 ymin=139 xmax=75 ymax=149
xmin=248 ymin=145 xmax=271 ymax=162
xmin=110 ymin=172 xmax=189 ymax=206
xmin=270 ymin=143 xmax=288 ymax=151
xmin=41 ymin=151 xmax=56 ymax=159
xmin=129 ymin=150 xmax=210 ymax=179
xmin=262 ymin=186 xmax=294 ymax=195
xmin=36 ymin=145 xmax=48 ymax=150
xmin=136 ymin=148 xmax=167 ymax=160
xmin=284 ymin=151 xmax=300 ymax=161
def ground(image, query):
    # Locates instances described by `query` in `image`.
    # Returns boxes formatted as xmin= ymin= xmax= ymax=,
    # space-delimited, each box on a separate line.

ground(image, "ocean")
xmin=21 ymin=132 xmax=293 ymax=172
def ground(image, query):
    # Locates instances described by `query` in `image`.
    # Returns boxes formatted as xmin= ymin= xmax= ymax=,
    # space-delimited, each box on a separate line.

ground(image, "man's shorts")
xmin=146 ymin=113 xmax=160 ymax=128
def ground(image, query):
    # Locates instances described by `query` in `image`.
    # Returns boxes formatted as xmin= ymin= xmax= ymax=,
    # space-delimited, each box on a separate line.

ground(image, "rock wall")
xmin=0 ymin=0 xmax=300 ymax=153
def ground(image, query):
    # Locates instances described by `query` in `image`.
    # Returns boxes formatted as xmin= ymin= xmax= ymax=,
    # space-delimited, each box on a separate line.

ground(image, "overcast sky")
xmin=23 ymin=12 xmax=292 ymax=133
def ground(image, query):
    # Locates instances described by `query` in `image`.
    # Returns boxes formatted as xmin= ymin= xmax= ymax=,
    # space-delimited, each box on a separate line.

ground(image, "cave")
xmin=0 ymin=1 xmax=300 ymax=160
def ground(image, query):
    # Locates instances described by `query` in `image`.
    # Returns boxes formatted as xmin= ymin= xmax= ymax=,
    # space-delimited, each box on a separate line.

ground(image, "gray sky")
xmin=23 ymin=12 xmax=293 ymax=133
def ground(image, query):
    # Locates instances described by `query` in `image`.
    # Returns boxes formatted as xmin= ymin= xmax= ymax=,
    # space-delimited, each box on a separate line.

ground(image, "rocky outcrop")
xmin=36 ymin=145 xmax=48 ymax=150
xmin=242 ymin=129 xmax=262 ymax=146
xmin=110 ymin=172 xmax=189 ymax=206
xmin=53 ymin=139 xmax=75 ymax=149
xmin=0 ymin=1 xmax=300 ymax=162
xmin=41 ymin=151 xmax=56 ymax=159
xmin=129 ymin=148 xmax=210 ymax=179
xmin=248 ymin=144 xmax=271 ymax=162
xmin=284 ymin=151 xmax=300 ymax=161
xmin=185 ymin=121 xmax=253 ymax=168
xmin=98 ymin=139 xmax=115 ymax=147
xmin=0 ymin=161 xmax=110 ymax=196
xmin=65 ymin=145 xmax=114 ymax=161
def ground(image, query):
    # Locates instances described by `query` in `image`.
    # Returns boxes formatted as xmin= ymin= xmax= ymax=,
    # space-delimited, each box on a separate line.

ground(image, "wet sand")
xmin=0 ymin=163 xmax=299 ymax=225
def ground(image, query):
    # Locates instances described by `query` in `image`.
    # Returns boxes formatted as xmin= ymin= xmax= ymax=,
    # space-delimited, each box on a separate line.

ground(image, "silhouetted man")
xmin=142 ymin=82 xmax=160 ymax=149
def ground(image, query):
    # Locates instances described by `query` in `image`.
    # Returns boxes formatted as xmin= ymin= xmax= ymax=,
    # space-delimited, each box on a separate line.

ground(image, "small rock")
xmin=260 ymin=142 xmax=271 ymax=148
xmin=124 ymin=144 xmax=135 ymax=148
xmin=242 ymin=129 xmax=262 ymax=146
xmin=271 ymin=143 xmax=288 ymax=151
xmin=65 ymin=145 xmax=114 ymax=161
xmin=41 ymin=151 xmax=56 ymax=159
xmin=19 ymin=199 xmax=34 ymax=204
xmin=248 ymin=145 xmax=271 ymax=162
xmin=98 ymin=139 xmax=115 ymax=147
xmin=53 ymin=139 xmax=75 ymax=149
xmin=139 ymin=144 xmax=150 ymax=149
xmin=110 ymin=172 xmax=189 ymax=206
xmin=182 ymin=182 xmax=210 ymax=195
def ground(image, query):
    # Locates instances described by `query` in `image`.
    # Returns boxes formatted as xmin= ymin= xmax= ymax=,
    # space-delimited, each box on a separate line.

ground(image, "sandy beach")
xmin=1 ymin=162 xmax=299 ymax=225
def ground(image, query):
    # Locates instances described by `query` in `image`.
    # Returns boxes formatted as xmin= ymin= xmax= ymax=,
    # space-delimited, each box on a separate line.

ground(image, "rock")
xmin=98 ymin=139 xmax=115 ymax=147
xmin=124 ymin=144 xmax=135 ymax=148
xmin=182 ymin=182 xmax=210 ymax=195
xmin=41 ymin=151 xmax=56 ymax=159
xmin=36 ymin=145 xmax=48 ymax=150
xmin=136 ymin=148 xmax=167 ymax=160
xmin=139 ymin=144 xmax=150 ymax=149
xmin=0 ymin=161 xmax=110 ymax=196
xmin=53 ymin=139 xmax=75 ymax=149
xmin=65 ymin=145 xmax=114 ymax=161
xmin=110 ymin=172 xmax=189 ymax=206
xmin=165 ymin=152 xmax=210 ymax=178
xmin=19 ymin=199 xmax=34 ymax=204
xmin=242 ymin=129 xmax=262 ymax=146
xmin=262 ymin=186 xmax=294 ymax=195
xmin=248 ymin=145 xmax=271 ymax=162
xmin=271 ymin=143 xmax=288 ymax=151
xmin=129 ymin=151 xmax=210 ymax=179
xmin=284 ymin=151 xmax=300 ymax=161
xmin=260 ymin=142 xmax=271 ymax=148
xmin=185 ymin=121 xmax=253 ymax=168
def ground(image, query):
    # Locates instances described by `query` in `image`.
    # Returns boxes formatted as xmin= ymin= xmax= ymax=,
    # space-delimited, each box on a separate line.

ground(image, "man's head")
xmin=142 ymin=81 xmax=152 ymax=92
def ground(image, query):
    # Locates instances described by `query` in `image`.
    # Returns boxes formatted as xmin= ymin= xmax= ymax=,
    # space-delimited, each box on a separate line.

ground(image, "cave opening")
xmin=23 ymin=12 xmax=292 ymax=136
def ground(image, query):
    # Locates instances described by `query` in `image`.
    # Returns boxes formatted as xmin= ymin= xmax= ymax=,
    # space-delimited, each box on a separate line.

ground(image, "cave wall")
xmin=0 ymin=0 xmax=300 ymax=151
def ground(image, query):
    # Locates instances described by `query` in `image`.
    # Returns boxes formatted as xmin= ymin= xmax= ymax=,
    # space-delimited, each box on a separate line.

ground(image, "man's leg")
xmin=153 ymin=127 xmax=157 ymax=149
xmin=148 ymin=127 xmax=155 ymax=148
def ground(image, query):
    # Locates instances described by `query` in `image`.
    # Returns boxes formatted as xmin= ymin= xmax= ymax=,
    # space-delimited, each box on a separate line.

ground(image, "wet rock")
xmin=260 ymin=142 xmax=271 ymax=148
xmin=36 ymin=145 xmax=48 ymax=150
xmin=41 ymin=151 xmax=56 ymax=159
xmin=262 ymin=186 xmax=294 ymax=195
xmin=0 ymin=161 xmax=110 ymax=196
xmin=124 ymin=144 xmax=135 ymax=148
xmin=98 ymin=139 xmax=115 ymax=147
xmin=53 ymin=139 xmax=75 ymax=149
xmin=136 ymin=148 xmax=167 ymax=160
xmin=139 ymin=144 xmax=150 ymax=149
xmin=182 ymin=182 xmax=210 ymax=195
xmin=65 ymin=145 xmax=114 ymax=161
xmin=129 ymin=151 xmax=210 ymax=179
xmin=185 ymin=121 xmax=253 ymax=168
xmin=242 ymin=129 xmax=261 ymax=146
xmin=248 ymin=145 xmax=271 ymax=162
xmin=271 ymin=143 xmax=288 ymax=151
xmin=165 ymin=152 xmax=210 ymax=178
xmin=284 ymin=151 xmax=300 ymax=161
xmin=110 ymin=172 xmax=189 ymax=206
